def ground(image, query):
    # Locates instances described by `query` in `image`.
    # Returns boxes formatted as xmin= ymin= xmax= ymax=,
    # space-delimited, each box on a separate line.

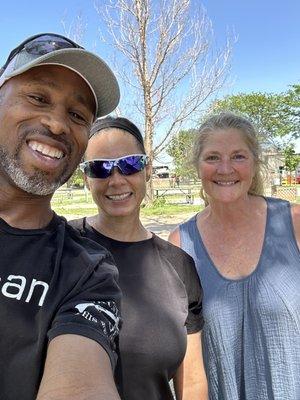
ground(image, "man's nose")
xmin=40 ymin=108 xmax=70 ymax=136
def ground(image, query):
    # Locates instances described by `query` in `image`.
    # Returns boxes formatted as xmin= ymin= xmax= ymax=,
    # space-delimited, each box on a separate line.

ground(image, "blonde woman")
xmin=169 ymin=112 xmax=300 ymax=400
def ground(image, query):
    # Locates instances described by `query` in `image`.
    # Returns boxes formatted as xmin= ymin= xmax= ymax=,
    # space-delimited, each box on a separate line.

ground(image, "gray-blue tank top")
xmin=179 ymin=197 xmax=300 ymax=400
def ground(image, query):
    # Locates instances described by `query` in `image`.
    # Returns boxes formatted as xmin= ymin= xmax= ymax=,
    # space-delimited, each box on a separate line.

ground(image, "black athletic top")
xmin=70 ymin=217 xmax=204 ymax=400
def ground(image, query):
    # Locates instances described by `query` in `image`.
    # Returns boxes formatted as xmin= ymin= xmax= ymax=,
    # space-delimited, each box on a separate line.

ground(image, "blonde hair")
xmin=193 ymin=112 xmax=265 ymax=205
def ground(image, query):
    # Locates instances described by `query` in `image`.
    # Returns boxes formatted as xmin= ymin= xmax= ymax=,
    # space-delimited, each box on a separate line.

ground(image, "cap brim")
xmin=1 ymin=48 xmax=120 ymax=118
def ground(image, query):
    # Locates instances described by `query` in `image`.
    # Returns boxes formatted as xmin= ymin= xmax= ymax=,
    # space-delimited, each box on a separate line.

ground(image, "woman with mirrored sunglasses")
xmin=69 ymin=116 xmax=208 ymax=400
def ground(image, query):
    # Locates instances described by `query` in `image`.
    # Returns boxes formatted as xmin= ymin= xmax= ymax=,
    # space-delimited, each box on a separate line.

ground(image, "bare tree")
xmin=94 ymin=0 xmax=234 ymax=200
xmin=61 ymin=11 xmax=87 ymax=46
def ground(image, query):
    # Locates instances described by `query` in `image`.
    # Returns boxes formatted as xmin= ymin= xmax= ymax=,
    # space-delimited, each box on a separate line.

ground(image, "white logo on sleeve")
xmin=75 ymin=301 xmax=120 ymax=339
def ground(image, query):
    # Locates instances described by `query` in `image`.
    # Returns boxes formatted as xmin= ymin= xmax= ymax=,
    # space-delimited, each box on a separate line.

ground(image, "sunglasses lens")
xmin=2 ymin=34 xmax=82 ymax=75
xmin=118 ymin=155 xmax=147 ymax=175
xmin=24 ymin=35 xmax=76 ymax=56
xmin=84 ymin=161 xmax=113 ymax=178
xmin=82 ymin=155 xmax=148 ymax=179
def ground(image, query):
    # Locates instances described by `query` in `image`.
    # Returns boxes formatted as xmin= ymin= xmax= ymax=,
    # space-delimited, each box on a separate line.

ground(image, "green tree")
xmin=286 ymin=84 xmax=300 ymax=127
xmin=211 ymin=91 xmax=299 ymax=147
xmin=167 ymin=129 xmax=198 ymax=180
xmin=283 ymin=144 xmax=300 ymax=179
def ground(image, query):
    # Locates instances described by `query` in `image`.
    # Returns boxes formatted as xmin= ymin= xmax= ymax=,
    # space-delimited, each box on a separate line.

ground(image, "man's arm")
xmin=37 ymin=334 xmax=120 ymax=400
xmin=173 ymin=332 xmax=208 ymax=400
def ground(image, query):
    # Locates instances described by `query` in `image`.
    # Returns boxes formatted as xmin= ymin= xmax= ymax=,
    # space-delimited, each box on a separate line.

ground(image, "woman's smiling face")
xmin=85 ymin=128 xmax=149 ymax=218
xmin=198 ymin=128 xmax=255 ymax=204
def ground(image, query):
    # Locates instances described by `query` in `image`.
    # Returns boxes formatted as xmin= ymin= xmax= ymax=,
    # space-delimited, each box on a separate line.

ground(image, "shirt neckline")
xmin=83 ymin=217 xmax=155 ymax=246
xmin=194 ymin=196 xmax=269 ymax=283
xmin=0 ymin=212 xmax=62 ymax=235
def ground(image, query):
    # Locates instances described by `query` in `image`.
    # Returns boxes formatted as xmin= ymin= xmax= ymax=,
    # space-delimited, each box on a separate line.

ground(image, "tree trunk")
xmin=144 ymin=79 xmax=154 ymax=203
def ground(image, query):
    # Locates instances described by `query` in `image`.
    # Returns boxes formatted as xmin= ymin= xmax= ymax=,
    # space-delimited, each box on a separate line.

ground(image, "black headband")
xmin=90 ymin=116 xmax=144 ymax=146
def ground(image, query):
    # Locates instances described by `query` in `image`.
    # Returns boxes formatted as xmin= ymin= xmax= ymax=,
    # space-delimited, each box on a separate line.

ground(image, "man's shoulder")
xmin=51 ymin=219 xmax=119 ymax=307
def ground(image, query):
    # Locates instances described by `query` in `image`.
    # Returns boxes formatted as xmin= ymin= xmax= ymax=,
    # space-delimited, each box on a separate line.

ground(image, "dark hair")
xmin=90 ymin=116 xmax=146 ymax=153
xmin=193 ymin=112 xmax=265 ymax=205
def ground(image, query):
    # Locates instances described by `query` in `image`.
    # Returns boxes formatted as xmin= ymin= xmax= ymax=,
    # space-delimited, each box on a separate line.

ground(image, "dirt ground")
xmin=141 ymin=211 xmax=196 ymax=239
xmin=66 ymin=211 xmax=197 ymax=240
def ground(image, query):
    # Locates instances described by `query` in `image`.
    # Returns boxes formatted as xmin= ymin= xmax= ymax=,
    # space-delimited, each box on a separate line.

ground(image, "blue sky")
xmin=1 ymin=0 xmax=298 ymax=157
xmin=0 ymin=0 xmax=298 ymax=96
xmin=201 ymin=0 xmax=300 ymax=94
xmin=0 ymin=0 xmax=299 ymax=156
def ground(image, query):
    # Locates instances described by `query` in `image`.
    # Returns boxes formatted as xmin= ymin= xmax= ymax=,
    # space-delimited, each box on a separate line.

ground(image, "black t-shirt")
xmin=0 ymin=214 xmax=121 ymax=400
xmin=70 ymin=217 xmax=204 ymax=400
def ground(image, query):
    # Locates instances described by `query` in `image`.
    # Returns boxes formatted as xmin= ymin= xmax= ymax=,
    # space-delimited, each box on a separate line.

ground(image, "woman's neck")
xmin=87 ymin=212 xmax=152 ymax=242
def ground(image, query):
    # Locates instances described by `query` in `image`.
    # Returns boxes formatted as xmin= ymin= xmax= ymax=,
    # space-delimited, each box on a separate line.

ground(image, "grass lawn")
xmin=51 ymin=187 xmax=300 ymax=225
xmin=51 ymin=188 xmax=203 ymax=219
xmin=141 ymin=203 xmax=201 ymax=216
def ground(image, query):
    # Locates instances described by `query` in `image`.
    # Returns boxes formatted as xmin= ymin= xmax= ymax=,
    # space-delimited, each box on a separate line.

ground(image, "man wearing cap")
xmin=0 ymin=33 xmax=121 ymax=399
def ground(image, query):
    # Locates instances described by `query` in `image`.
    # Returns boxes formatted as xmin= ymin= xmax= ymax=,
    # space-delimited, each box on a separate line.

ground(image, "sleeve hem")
xmin=186 ymin=319 xmax=204 ymax=334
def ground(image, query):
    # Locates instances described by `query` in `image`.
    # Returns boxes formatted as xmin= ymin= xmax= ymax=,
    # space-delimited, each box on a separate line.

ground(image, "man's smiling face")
xmin=0 ymin=64 xmax=95 ymax=196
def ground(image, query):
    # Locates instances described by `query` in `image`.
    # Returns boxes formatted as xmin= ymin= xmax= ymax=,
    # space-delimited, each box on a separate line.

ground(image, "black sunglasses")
xmin=2 ymin=33 xmax=83 ymax=71
xmin=80 ymin=154 xmax=149 ymax=179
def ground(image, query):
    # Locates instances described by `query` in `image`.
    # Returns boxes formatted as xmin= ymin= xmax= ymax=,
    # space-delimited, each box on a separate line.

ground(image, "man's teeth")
xmin=29 ymin=141 xmax=63 ymax=159
xmin=216 ymin=181 xmax=236 ymax=186
xmin=107 ymin=193 xmax=131 ymax=200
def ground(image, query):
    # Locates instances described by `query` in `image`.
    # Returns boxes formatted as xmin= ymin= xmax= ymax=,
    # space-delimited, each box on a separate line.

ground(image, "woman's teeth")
xmin=107 ymin=193 xmax=131 ymax=200
xmin=216 ymin=181 xmax=236 ymax=185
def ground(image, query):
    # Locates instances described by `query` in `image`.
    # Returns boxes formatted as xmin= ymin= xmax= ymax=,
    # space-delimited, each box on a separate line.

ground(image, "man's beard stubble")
xmin=0 ymin=127 xmax=76 ymax=196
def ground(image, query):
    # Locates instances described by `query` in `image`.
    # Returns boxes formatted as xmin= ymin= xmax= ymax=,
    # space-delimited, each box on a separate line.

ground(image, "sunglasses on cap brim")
xmin=80 ymin=154 xmax=149 ymax=179
xmin=1 ymin=33 xmax=83 ymax=72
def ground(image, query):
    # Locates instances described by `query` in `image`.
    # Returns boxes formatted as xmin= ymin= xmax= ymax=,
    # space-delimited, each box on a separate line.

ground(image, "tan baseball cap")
xmin=0 ymin=33 xmax=120 ymax=118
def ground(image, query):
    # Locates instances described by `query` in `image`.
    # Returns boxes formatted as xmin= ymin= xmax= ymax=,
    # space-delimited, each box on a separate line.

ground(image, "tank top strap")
xmin=264 ymin=196 xmax=299 ymax=255
xmin=179 ymin=214 xmax=209 ymax=276
xmin=265 ymin=196 xmax=290 ymax=220
xmin=179 ymin=214 xmax=198 ymax=251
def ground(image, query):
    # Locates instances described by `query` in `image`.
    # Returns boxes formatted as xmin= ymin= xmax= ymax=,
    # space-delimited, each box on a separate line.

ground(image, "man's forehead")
xmin=19 ymin=65 xmax=96 ymax=112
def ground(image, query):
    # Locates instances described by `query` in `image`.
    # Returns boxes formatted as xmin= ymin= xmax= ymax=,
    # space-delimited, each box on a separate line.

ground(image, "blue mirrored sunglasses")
xmin=2 ymin=33 xmax=82 ymax=71
xmin=80 ymin=154 xmax=149 ymax=179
